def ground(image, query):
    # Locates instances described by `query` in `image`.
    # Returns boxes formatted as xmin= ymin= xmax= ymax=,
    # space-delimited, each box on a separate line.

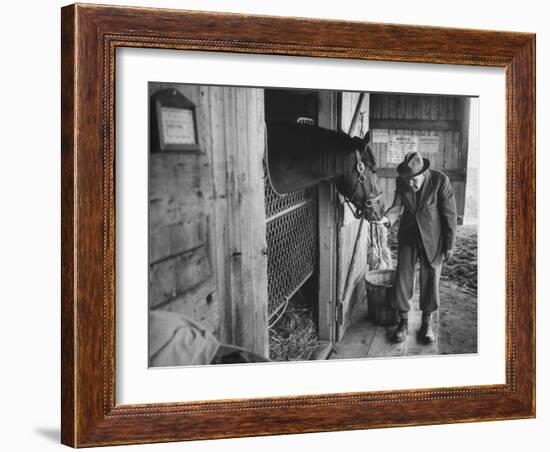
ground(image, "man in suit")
xmin=378 ymin=151 xmax=457 ymax=343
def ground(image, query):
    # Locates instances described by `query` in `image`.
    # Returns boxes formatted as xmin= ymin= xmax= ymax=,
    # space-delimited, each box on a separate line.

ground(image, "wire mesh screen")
xmin=265 ymin=162 xmax=318 ymax=317
xmin=265 ymin=179 xmax=312 ymax=218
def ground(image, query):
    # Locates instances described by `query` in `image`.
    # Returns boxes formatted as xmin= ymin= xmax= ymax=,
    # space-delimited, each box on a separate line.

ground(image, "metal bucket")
xmin=365 ymin=269 xmax=399 ymax=326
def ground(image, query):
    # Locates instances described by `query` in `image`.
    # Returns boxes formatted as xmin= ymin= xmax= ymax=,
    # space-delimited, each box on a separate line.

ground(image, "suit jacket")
xmin=385 ymin=169 xmax=457 ymax=266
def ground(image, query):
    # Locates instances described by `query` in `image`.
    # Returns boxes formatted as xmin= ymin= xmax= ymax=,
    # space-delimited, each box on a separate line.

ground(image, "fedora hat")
xmin=397 ymin=151 xmax=430 ymax=177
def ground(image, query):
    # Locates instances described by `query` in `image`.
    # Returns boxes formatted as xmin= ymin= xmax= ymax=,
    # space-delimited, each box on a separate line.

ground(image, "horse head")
xmin=334 ymin=133 xmax=386 ymax=221
xmin=265 ymin=121 xmax=385 ymax=221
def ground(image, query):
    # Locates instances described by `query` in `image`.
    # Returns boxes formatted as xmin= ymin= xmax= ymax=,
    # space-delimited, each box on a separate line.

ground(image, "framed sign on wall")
xmin=150 ymin=87 xmax=201 ymax=153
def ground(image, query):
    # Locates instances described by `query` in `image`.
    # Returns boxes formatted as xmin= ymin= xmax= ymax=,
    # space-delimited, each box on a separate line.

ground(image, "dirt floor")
xmin=439 ymin=225 xmax=478 ymax=354
xmin=389 ymin=224 xmax=478 ymax=355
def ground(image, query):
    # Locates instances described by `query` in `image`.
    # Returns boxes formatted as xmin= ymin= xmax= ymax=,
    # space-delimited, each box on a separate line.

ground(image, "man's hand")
xmin=374 ymin=216 xmax=390 ymax=226
xmin=444 ymin=249 xmax=454 ymax=264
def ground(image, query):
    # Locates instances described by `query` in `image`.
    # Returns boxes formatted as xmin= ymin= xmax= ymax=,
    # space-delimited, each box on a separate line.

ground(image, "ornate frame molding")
xmin=61 ymin=4 xmax=535 ymax=447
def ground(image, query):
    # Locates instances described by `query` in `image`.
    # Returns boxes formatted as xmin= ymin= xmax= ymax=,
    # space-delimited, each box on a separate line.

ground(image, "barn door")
xmin=334 ymin=92 xmax=371 ymax=342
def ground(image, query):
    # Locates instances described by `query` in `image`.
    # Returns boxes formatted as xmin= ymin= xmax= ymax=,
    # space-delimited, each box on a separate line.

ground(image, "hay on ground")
xmin=269 ymin=293 xmax=320 ymax=362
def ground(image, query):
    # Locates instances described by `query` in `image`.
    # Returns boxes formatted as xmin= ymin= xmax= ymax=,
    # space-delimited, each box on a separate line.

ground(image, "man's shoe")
xmin=418 ymin=322 xmax=435 ymax=344
xmin=392 ymin=318 xmax=408 ymax=343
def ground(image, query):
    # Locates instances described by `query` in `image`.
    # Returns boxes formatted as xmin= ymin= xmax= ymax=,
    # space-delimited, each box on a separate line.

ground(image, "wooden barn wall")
xmin=336 ymin=92 xmax=371 ymax=340
xmin=149 ymin=83 xmax=268 ymax=357
xmin=369 ymin=94 xmax=470 ymax=224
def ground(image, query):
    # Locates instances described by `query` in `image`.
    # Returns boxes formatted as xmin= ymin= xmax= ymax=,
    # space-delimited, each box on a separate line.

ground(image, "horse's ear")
xmin=364 ymin=130 xmax=370 ymax=145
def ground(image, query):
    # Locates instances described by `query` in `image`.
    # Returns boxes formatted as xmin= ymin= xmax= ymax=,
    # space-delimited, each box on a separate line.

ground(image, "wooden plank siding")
xmin=148 ymin=83 xmax=268 ymax=356
xmin=148 ymin=84 xmax=217 ymax=333
xmin=335 ymin=92 xmax=371 ymax=341
xmin=369 ymin=94 xmax=470 ymax=224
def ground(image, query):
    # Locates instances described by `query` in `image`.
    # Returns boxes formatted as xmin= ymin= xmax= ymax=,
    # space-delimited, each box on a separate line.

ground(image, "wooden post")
xmin=226 ymin=88 xmax=269 ymax=356
xmin=458 ymin=97 xmax=472 ymax=225
xmin=463 ymin=97 xmax=478 ymax=225
xmin=317 ymin=91 xmax=339 ymax=341
xmin=208 ymin=86 xmax=269 ymax=356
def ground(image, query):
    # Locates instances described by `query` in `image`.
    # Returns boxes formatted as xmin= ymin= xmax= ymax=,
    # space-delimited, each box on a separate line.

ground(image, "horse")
xmin=265 ymin=120 xmax=391 ymax=300
xmin=265 ymin=120 xmax=385 ymax=221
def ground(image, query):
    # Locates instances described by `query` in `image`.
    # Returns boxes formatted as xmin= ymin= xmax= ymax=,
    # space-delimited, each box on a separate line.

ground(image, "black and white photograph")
xmin=1 ymin=0 xmax=544 ymax=449
xmin=148 ymin=83 xmax=479 ymax=368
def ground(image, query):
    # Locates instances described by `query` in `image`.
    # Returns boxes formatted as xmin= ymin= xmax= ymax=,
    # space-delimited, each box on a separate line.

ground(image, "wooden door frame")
xmin=317 ymin=90 xmax=339 ymax=342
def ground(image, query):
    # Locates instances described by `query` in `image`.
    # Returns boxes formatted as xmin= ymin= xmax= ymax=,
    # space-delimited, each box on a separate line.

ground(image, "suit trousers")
xmin=392 ymin=240 xmax=442 ymax=314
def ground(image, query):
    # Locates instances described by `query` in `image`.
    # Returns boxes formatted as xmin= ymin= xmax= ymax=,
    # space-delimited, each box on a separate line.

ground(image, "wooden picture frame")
xmin=61 ymin=3 xmax=535 ymax=447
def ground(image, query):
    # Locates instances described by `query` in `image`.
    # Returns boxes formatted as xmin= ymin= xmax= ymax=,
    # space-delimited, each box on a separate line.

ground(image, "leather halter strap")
xmin=342 ymin=150 xmax=383 ymax=220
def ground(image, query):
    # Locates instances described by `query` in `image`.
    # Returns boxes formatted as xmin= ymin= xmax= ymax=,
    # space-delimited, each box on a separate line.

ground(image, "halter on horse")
xmin=265 ymin=119 xmax=390 ymax=313
xmin=265 ymin=121 xmax=385 ymax=221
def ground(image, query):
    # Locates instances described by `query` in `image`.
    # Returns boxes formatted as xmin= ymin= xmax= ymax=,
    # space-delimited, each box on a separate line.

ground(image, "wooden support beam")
xmin=370 ymin=118 xmax=461 ymax=132
xmin=317 ymin=183 xmax=337 ymax=341
xmin=317 ymin=90 xmax=339 ymax=342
